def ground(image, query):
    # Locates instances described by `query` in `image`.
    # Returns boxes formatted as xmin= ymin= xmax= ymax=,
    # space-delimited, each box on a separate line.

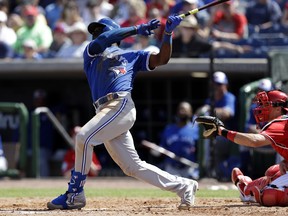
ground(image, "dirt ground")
xmin=0 ymin=177 xmax=287 ymax=216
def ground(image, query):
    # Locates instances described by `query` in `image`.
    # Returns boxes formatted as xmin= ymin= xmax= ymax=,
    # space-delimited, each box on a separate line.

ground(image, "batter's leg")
xmin=104 ymin=131 xmax=198 ymax=208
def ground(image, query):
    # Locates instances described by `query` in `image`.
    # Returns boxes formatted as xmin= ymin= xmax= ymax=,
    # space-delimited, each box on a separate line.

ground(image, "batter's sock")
xmin=67 ymin=171 xmax=86 ymax=193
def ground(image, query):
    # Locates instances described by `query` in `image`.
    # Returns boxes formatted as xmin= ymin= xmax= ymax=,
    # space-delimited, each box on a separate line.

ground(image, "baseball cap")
xmin=179 ymin=16 xmax=198 ymax=29
xmin=258 ymin=79 xmax=272 ymax=91
xmin=53 ymin=23 xmax=66 ymax=34
xmin=0 ymin=11 xmax=7 ymax=22
xmin=24 ymin=5 xmax=38 ymax=16
xmin=213 ymin=71 xmax=228 ymax=84
xmin=22 ymin=39 xmax=37 ymax=49
xmin=184 ymin=0 xmax=198 ymax=4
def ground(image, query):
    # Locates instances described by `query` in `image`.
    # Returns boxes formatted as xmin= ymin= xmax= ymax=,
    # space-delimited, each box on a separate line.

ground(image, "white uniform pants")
xmin=75 ymin=92 xmax=190 ymax=197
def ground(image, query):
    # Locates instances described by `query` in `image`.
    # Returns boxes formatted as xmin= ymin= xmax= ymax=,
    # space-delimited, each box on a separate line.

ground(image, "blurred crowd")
xmin=0 ymin=0 xmax=287 ymax=60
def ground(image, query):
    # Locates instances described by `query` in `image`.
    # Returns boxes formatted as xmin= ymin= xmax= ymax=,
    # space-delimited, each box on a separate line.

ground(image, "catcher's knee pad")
xmin=261 ymin=187 xmax=288 ymax=206
xmin=265 ymin=164 xmax=281 ymax=181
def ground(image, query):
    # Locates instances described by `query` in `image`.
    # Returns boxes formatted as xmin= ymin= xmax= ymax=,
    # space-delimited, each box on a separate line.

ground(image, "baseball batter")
xmin=197 ymin=90 xmax=288 ymax=206
xmin=47 ymin=16 xmax=198 ymax=210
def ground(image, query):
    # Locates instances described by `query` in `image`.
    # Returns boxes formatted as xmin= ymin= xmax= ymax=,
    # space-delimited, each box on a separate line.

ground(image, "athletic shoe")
xmin=47 ymin=190 xmax=86 ymax=210
xmin=178 ymin=179 xmax=198 ymax=210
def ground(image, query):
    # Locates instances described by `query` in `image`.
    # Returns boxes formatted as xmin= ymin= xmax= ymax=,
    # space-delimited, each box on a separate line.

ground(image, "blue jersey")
xmin=160 ymin=122 xmax=198 ymax=168
xmin=83 ymin=45 xmax=151 ymax=102
xmin=206 ymin=91 xmax=236 ymax=128
xmin=206 ymin=92 xmax=236 ymax=116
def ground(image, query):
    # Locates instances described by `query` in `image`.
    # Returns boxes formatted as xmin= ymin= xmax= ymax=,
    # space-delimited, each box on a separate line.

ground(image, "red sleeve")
xmin=261 ymin=118 xmax=288 ymax=160
xmin=233 ymin=14 xmax=247 ymax=37
xmin=213 ymin=11 xmax=224 ymax=24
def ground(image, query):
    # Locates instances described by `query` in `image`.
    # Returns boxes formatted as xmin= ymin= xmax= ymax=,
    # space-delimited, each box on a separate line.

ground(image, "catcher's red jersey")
xmin=261 ymin=115 xmax=288 ymax=160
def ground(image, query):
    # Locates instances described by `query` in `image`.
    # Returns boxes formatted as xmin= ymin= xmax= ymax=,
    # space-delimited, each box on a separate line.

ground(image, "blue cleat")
xmin=47 ymin=190 xmax=86 ymax=210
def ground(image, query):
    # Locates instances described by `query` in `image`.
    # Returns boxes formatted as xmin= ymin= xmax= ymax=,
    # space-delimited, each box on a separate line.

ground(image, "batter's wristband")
xmin=163 ymin=33 xmax=172 ymax=44
xmin=222 ymin=129 xmax=237 ymax=142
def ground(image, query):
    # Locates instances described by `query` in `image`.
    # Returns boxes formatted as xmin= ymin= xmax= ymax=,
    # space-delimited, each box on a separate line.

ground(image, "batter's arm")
xmin=149 ymin=41 xmax=172 ymax=68
xmin=89 ymin=19 xmax=161 ymax=55
xmin=149 ymin=15 xmax=182 ymax=69
xmin=88 ymin=27 xmax=137 ymax=55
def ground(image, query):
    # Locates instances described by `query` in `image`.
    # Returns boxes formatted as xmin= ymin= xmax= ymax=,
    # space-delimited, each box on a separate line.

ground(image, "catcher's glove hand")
xmin=194 ymin=116 xmax=224 ymax=138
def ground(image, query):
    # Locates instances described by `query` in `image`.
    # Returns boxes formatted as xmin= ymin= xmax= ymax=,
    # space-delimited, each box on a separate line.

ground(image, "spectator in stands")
xmin=146 ymin=0 xmax=175 ymax=18
xmin=0 ymin=11 xmax=17 ymax=45
xmin=171 ymin=16 xmax=252 ymax=58
xmin=55 ymin=0 xmax=83 ymax=32
xmin=196 ymin=71 xmax=237 ymax=181
xmin=206 ymin=0 xmax=248 ymax=41
xmin=14 ymin=39 xmax=43 ymax=60
xmin=119 ymin=0 xmax=147 ymax=48
xmin=55 ymin=21 xmax=89 ymax=58
xmin=158 ymin=101 xmax=199 ymax=180
xmin=245 ymin=0 xmax=282 ymax=32
xmin=6 ymin=13 xmax=24 ymax=32
xmin=13 ymin=0 xmax=47 ymax=24
xmin=281 ymin=1 xmax=288 ymax=27
xmin=131 ymin=35 xmax=160 ymax=53
xmin=146 ymin=7 xmax=166 ymax=46
xmin=45 ymin=22 xmax=71 ymax=58
xmin=62 ymin=126 xmax=102 ymax=178
xmin=0 ymin=41 xmax=14 ymax=59
xmin=27 ymin=89 xmax=55 ymax=177
xmin=81 ymin=0 xmax=113 ymax=26
xmin=0 ymin=11 xmax=17 ymax=47
xmin=110 ymin=0 xmax=131 ymax=24
xmin=45 ymin=0 xmax=67 ymax=29
xmin=171 ymin=0 xmax=210 ymax=28
xmin=0 ymin=0 xmax=9 ymax=14
xmin=13 ymin=5 xmax=53 ymax=55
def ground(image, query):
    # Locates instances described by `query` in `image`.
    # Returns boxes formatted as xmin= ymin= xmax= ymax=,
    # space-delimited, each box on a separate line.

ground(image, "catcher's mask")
xmin=253 ymin=90 xmax=288 ymax=124
xmin=88 ymin=18 xmax=120 ymax=39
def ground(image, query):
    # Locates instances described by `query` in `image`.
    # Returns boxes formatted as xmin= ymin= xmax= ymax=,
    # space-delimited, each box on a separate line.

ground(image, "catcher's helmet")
xmin=253 ymin=90 xmax=288 ymax=124
xmin=88 ymin=18 xmax=120 ymax=35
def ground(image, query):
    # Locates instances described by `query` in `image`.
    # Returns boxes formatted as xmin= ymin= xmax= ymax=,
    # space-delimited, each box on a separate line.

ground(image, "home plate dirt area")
xmin=0 ymin=177 xmax=287 ymax=216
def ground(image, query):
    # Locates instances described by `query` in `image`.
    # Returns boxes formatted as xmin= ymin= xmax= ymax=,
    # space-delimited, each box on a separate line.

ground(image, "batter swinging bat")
xmin=179 ymin=0 xmax=230 ymax=18
xmin=141 ymin=140 xmax=199 ymax=169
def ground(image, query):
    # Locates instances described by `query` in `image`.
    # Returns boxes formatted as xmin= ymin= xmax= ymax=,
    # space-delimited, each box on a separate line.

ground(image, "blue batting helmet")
xmin=88 ymin=18 xmax=120 ymax=35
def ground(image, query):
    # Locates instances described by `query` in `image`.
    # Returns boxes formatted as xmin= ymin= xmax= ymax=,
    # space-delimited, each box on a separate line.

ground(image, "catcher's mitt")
xmin=194 ymin=116 xmax=224 ymax=138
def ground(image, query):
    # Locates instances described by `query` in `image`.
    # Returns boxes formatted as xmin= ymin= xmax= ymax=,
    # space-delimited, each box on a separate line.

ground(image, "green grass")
xmin=0 ymin=188 xmax=239 ymax=198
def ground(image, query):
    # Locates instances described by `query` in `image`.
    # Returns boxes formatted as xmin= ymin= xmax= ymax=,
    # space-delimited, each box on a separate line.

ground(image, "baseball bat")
xmin=141 ymin=140 xmax=199 ymax=169
xmin=179 ymin=0 xmax=230 ymax=18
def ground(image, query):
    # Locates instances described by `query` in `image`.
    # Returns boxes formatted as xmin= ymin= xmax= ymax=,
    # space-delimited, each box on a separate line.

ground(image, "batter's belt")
xmin=93 ymin=92 xmax=129 ymax=110
xmin=93 ymin=92 xmax=119 ymax=110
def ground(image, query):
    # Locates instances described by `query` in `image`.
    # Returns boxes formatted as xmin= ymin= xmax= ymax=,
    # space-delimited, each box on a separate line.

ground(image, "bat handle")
xmin=167 ymin=8 xmax=199 ymax=24
xmin=180 ymin=8 xmax=199 ymax=18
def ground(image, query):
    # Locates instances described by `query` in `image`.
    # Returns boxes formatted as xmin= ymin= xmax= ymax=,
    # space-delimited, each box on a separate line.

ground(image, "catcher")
xmin=195 ymin=89 xmax=288 ymax=206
